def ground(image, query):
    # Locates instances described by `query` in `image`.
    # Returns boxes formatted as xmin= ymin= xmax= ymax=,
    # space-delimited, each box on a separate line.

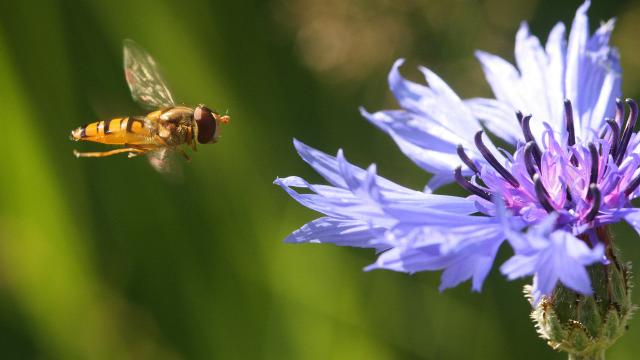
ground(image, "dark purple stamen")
xmin=520 ymin=114 xmax=535 ymax=142
xmin=564 ymin=100 xmax=580 ymax=166
xmin=454 ymin=167 xmax=492 ymax=201
xmin=606 ymin=119 xmax=620 ymax=157
xmin=515 ymin=110 xmax=523 ymax=122
xmin=624 ymin=172 xmax=640 ymax=197
xmin=524 ymin=142 xmax=551 ymax=197
xmin=615 ymin=99 xmax=639 ymax=165
xmin=533 ymin=174 xmax=555 ymax=213
xmin=615 ymin=98 xmax=625 ymax=127
xmin=474 ymin=131 xmax=520 ymax=188
xmin=586 ymin=184 xmax=601 ymax=222
xmin=456 ymin=144 xmax=479 ymax=174
xmin=523 ymin=142 xmax=538 ymax=179
xmin=564 ymin=99 xmax=576 ymax=147
xmin=519 ymin=114 xmax=542 ymax=167
xmin=588 ymin=143 xmax=599 ymax=186
xmin=565 ymin=185 xmax=574 ymax=206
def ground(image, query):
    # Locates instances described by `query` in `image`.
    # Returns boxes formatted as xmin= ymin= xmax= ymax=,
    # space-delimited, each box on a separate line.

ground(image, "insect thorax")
xmin=155 ymin=106 xmax=195 ymax=146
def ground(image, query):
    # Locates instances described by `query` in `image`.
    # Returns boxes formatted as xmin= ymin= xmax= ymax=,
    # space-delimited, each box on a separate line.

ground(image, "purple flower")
xmin=276 ymin=1 xmax=639 ymax=304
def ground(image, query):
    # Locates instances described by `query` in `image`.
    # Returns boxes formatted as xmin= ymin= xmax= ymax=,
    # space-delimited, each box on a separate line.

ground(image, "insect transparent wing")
xmin=123 ymin=39 xmax=175 ymax=110
xmin=147 ymin=148 xmax=183 ymax=179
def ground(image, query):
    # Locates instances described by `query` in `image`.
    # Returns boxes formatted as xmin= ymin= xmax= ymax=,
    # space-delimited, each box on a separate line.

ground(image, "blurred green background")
xmin=1 ymin=0 xmax=639 ymax=358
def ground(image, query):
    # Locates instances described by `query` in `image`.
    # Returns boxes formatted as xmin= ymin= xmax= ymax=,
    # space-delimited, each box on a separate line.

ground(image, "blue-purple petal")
xmin=284 ymin=217 xmax=388 ymax=250
xmin=500 ymin=228 xmax=604 ymax=304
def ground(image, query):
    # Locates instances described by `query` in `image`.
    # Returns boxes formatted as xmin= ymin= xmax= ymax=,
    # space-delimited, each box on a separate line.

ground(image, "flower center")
xmin=454 ymin=98 xmax=640 ymax=226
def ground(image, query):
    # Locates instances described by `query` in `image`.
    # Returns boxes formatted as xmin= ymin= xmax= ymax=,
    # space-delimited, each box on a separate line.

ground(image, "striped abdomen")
xmin=70 ymin=116 xmax=155 ymax=145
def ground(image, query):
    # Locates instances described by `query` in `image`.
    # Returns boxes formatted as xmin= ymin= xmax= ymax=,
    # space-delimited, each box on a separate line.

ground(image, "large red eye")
xmin=194 ymin=106 xmax=216 ymax=144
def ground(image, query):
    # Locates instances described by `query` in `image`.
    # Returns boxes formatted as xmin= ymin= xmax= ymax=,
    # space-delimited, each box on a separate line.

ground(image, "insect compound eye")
xmin=194 ymin=106 xmax=216 ymax=144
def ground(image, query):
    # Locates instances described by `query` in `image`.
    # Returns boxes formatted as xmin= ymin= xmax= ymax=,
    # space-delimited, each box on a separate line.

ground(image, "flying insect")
xmin=70 ymin=39 xmax=229 ymax=172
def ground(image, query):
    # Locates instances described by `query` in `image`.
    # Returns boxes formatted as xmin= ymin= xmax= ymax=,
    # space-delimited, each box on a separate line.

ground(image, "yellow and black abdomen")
xmin=70 ymin=116 xmax=155 ymax=145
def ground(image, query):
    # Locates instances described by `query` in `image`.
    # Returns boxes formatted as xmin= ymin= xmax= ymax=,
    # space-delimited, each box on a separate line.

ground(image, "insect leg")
xmin=124 ymin=143 xmax=156 ymax=156
xmin=150 ymin=135 xmax=190 ymax=161
xmin=73 ymin=147 xmax=146 ymax=158
xmin=151 ymin=136 xmax=169 ymax=146
xmin=177 ymin=147 xmax=191 ymax=162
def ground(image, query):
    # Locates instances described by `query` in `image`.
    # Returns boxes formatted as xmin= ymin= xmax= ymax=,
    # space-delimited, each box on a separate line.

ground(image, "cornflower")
xmin=276 ymin=2 xmax=636 ymax=357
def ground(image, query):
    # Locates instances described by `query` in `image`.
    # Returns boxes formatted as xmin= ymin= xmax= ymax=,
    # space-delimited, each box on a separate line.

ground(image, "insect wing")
xmin=147 ymin=147 xmax=183 ymax=178
xmin=123 ymin=39 xmax=175 ymax=110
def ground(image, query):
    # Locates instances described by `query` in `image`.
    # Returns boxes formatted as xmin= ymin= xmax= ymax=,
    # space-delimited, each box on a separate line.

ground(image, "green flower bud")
xmin=527 ymin=230 xmax=636 ymax=359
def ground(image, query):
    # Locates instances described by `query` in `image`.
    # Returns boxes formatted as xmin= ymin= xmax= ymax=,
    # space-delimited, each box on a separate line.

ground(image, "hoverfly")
xmin=70 ymin=39 xmax=229 ymax=172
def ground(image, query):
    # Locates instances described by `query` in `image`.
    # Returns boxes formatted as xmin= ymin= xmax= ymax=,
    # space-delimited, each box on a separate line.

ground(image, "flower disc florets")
xmin=455 ymin=98 xmax=640 ymax=232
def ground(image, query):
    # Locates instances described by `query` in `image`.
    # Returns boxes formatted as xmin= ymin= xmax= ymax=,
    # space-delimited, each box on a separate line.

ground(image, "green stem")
xmin=568 ymin=350 xmax=605 ymax=360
